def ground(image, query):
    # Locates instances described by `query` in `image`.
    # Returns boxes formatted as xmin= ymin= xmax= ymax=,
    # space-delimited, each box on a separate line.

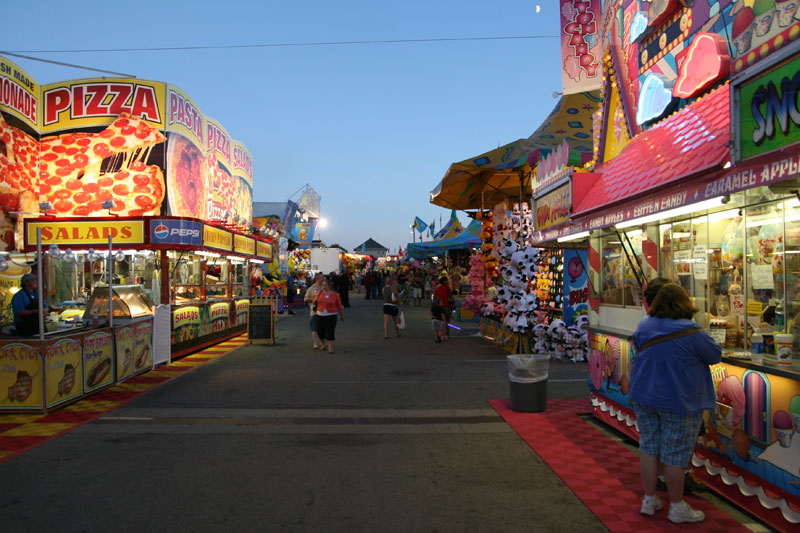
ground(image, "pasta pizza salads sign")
xmin=0 ymin=54 xmax=256 ymax=251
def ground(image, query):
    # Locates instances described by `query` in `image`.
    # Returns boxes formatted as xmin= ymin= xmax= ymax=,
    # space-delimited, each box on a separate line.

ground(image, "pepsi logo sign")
xmin=154 ymin=224 xmax=169 ymax=239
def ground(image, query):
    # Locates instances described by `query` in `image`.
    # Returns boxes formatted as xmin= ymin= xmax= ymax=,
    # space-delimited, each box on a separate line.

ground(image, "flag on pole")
xmin=413 ymin=217 xmax=428 ymax=233
xmin=428 ymin=220 xmax=435 ymax=238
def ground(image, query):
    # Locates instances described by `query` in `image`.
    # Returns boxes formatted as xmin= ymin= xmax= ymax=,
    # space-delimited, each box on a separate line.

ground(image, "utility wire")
xmin=6 ymin=35 xmax=560 ymax=54
xmin=0 ymin=51 xmax=136 ymax=77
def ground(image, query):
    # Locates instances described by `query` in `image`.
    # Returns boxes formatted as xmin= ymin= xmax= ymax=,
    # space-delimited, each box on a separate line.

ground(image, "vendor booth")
xmin=0 ymin=54 xmax=268 ymax=412
xmin=527 ymin=2 xmax=800 ymax=526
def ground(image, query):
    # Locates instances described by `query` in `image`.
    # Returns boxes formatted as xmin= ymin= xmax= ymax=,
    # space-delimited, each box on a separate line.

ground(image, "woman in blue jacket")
xmin=629 ymin=283 xmax=721 ymax=524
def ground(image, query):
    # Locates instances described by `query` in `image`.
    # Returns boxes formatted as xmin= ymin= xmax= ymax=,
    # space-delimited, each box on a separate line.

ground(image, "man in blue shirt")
xmin=11 ymin=273 xmax=49 ymax=336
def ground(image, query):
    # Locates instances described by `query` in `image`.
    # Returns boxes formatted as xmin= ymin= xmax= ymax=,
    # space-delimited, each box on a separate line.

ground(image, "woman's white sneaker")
xmin=640 ymin=495 xmax=663 ymax=516
xmin=667 ymin=500 xmax=705 ymax=523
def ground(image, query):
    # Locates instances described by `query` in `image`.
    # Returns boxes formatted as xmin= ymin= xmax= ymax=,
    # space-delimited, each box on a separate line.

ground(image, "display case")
xmin=84 ymin=285 xmax=155 ymax=321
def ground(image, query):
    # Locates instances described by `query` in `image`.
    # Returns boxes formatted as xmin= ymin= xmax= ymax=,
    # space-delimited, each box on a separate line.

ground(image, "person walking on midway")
xmin=312 ymin=278 xmax=344 ymax=354
xmin=304 ymin=273 xmax=324 ymax=349
xmin=430 ymin=298 xmax=446 ymax=343
xmin=629 ymin=283 xmax=721 ymax=524
xmin=433 ymin=277 xmax=452 ymax=339
xmin=364 ymin=271 xmax=373 ymax=300
xmin=382 ymin=277 xmax=402 ymax=339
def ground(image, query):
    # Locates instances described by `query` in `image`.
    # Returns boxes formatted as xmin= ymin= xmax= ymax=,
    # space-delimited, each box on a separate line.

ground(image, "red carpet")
xmin=489 ymin=398 xmax=749 ymax=532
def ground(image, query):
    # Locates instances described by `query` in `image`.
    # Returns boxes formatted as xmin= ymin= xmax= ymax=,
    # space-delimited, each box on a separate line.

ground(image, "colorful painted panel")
xmin=587 ymin=331 xmax=634 ymax=407
xmin=699 ymin=362 xmax=800 ymax=499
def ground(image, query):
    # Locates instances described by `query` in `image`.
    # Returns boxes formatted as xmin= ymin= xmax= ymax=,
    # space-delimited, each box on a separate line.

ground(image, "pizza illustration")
xmin=232 ymin=176 xmax=252 ymax=227
xmin=0 ymin=116 xmax=38 ymax=249
xmin=205 ymin=151 xmax=234 ymax=223
xmin=38 ymin=113 xmax=165 ymax=217
xmin=166 ymin=133 xmax=207 ymax=219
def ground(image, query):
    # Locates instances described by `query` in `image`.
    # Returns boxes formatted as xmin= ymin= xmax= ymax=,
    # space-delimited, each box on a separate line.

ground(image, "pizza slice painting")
xmin=165 ymin=133 xmax=207 ymax=219
xmin=38 ymin=113 xmax=166 ymax=217
xmin=0 ymin=116 xmax=39 ymax=250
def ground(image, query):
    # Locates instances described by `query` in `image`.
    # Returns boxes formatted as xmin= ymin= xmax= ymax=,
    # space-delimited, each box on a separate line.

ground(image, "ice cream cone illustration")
xmin=773 ymin=410 xmax=794 ymax=448
xmin=776 ymin=0 xmax=798 ymax=27
xmin=753 ymin=0 xmax=777 ymax=37
xmin=732 ymin=7 xmax=756 ymax=55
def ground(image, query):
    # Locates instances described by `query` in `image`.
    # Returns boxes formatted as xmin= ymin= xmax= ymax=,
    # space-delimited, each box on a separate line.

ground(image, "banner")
xmin=0 ymin=56 xmax=38 ymax=131
xmin=563 ymin=249 xmax=589 ymax=326
xmin=26 ymin=220 xmax=145 ymax=247
xmin=165 ymin=85 xmax=207 ymax=220
xmin=534 ymin=184 xmax=571 ymax=231
xmin=298 ymin=186 xmax=321 ymax=219
xmin=203 ymin=224 xmax=233 ymax=251
xmin=205 ymin=117 xmax=234 ymax=224
xmin=413 ymin=217 xmax=428 ymax=233
xmin=83 ymin=330 xmax=114 ymax=392
xmin=41 ymin=78 xmax=167 ymax=133
xmin=560 ymin=0 xmax=603 ymax=95
xmin=46 ymin=337 xmax=83 ymax=407
xmin=735 ymin=51 xmax=800 ymax=162
xmin=291 ymin=220 xmax=317 ymax=249
xmin=231 ymin=140 xmax=254 ymax=227
xmin=0 ymin=343 xmax=42 ymax=409
xmin=0 ymin=54 xmax=255 ymax=252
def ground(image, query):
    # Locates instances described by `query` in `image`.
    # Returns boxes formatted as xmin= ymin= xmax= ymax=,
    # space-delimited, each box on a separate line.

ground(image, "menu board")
xmin=46 ymin=337 xmax=83 ymax=408
xmin=83 ymin=330 xmax=114 ymax=392
xmin=0 ymin=343 xmax=43 ymax=410
xmin=114 ymin=324 xmax=135 ymax=382
xmin=248 ymin=302 xmax=274 ymax=345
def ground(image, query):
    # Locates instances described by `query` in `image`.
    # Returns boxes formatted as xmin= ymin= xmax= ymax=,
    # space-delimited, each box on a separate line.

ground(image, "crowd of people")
xmin=289 ymin=260 xmax=468 ymax=354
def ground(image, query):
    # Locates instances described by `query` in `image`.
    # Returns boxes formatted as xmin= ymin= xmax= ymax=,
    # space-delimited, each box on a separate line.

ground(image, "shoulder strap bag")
xmin=638 ymin=327 xmax=702 ymax=352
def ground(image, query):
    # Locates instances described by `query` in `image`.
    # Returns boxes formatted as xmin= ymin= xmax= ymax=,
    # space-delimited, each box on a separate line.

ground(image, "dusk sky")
xmin=3 ymin=0 xmax=564 ymax=252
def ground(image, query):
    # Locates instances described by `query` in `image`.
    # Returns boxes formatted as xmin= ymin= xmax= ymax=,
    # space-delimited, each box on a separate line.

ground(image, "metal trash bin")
xmin=507 ymin=354 xmax=549 ymax=412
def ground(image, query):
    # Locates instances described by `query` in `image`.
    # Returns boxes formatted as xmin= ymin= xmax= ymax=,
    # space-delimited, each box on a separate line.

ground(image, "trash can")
xmin=507 ymin=354 xmax=549 ymax=412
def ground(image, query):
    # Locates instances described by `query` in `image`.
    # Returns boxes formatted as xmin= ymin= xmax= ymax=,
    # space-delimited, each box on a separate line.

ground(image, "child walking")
xmin=430 ymin=298 xmax=446 ymax=343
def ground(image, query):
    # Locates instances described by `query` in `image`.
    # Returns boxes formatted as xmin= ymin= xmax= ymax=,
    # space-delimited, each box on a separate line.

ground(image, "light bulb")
xmin=86 ymin=248 xmax=100 ymax=262
xmin=62 ymin=248 xmax=75 ymax=263
xmin=114 ymin=250 xmax=126 ymax=262
xmin=145 ymin=252 xmax=156 ymax=265
xmin=133 ymin=254 xmax=144 ymax=265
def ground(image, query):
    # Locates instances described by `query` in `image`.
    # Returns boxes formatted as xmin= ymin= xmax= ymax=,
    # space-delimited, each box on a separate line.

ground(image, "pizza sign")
xmin=43 ymin=82 xmax=162 ymax=126
xmin=207 ymin=121 xmax=231 ymax=162
xmin=210 ymin=302 xmax=230 ymax=319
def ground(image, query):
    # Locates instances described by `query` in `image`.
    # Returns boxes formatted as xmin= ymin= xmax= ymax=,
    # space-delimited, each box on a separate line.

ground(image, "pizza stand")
xmin=0 ymin=224 xmax=147 ymax=412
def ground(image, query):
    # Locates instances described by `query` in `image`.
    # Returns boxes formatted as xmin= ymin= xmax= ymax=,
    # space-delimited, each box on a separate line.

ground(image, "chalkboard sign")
xmin=248 ymin=303 xmax=275 ymax=345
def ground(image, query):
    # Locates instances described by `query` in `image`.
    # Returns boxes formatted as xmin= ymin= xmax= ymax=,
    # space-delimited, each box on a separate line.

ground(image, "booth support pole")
xmin=108 ymin=236 xmax=113 ymax=329
xmin=36 ymin=228 xmax=45 ymax=341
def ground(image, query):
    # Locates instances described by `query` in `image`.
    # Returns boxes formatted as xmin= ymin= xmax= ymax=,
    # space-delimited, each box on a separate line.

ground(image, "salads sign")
xmin=736 ymin=50 xmax=800 ymax=162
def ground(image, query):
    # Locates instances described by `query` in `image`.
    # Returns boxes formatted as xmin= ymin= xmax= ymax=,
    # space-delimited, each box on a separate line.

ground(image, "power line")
xmin=0 ymin=51 xmax=136 ymax=77
xmin=5 ymin=35 xmax=560 ymax=54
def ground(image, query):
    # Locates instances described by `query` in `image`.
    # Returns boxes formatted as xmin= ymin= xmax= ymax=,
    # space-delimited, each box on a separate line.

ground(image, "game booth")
xmin=528 ymin=3 xmax=800 ymax=527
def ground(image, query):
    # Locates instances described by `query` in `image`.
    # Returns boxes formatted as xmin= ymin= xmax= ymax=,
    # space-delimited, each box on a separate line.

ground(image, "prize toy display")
xmin=511 ymin=202 xmax=534 ymax=246
xmin=462 ymin=254 xmax=488 ymax=314
xmin=491 ymin=237 xmax=541 ymax=333
xmin=533 ymin=250 xmax=564 ymax=313
xmin=476 ymin=211 xmax=498 ymax=279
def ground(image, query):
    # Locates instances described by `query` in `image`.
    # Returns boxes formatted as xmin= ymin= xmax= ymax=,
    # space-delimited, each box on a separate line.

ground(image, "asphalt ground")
xmin=0 ymin=292 xmax=770 ymax=532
